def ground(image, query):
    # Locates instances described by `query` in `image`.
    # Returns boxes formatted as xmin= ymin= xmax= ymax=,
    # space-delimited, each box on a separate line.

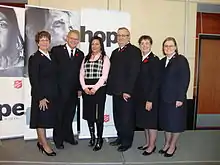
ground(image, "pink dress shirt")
xmin=80 ymin=53 xmax=110 ymax=91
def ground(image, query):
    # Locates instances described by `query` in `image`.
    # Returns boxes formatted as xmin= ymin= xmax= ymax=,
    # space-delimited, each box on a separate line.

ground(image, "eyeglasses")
xmin=117 ymin=34 xmax=129 ymax=38
xmin=164 ymin=45 xmax=175 ymax=48
xmin=39 ymin=39 xmax=50 ymax=42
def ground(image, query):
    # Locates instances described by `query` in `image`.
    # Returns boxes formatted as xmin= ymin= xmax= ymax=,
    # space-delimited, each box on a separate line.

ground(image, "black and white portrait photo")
xmin=24 ymin=6 xmax=80 ymax=76
xmin=0 ymin=6 xmax=24 ymax=77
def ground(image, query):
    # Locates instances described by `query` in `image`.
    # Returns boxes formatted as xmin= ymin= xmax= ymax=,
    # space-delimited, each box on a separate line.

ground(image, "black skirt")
xmin=30 ymin=97 xmax=57 ymax=129
xmin=135 ymin=100 xmax=158 ymax=129
xmin=82 ymin=79 xmax=106 ymax=122
xmin=159 ymin=100 xmax=187 ymax=133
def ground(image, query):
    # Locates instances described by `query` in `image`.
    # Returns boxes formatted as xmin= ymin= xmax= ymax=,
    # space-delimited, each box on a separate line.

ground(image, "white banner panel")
xmin=79 ymin=9 xmax=130 ymax=139
xmin=23 ymin=5 xmax=80 ymax=140
xmin=0 ymin=5 xmax=25 ymax=139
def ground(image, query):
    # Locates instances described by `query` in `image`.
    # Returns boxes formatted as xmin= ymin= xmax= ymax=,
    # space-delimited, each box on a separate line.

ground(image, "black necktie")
xmin=71 ymin=49 xmax=73 ymax=58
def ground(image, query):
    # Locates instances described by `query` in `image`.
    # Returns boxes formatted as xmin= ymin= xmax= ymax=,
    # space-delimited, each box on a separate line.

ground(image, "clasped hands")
xmin=84 ymin=87 xmax=97 ymax=95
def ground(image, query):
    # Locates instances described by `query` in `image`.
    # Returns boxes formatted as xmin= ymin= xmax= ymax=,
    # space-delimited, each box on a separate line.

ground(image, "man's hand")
xmin=123 ymin=93 xmax=131 ymax=102
xmin=78 ymin=91 xmax=82 ymax=97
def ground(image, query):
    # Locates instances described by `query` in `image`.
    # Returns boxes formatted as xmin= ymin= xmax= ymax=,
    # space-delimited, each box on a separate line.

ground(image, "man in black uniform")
xmin=107 ymin=27 xmax=142 ymax=152
xmin=52 ymin=30 xmax=84 ymax=149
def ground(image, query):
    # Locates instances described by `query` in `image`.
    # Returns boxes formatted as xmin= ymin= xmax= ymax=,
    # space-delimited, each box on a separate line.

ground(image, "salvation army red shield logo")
xmin=14 ymin=80 xmax=22 ymax=89
xmin=104 ymin=114 xmax=110 ymax=122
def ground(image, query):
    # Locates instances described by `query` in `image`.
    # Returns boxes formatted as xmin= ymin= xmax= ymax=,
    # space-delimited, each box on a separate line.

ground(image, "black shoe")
xmin=164 ymin=147 xmax=177 ymax=157
xmin=158 ymin=147 xmax=169 ymax=154
xmin=117 ymin=145 xmax=131 ymax=152
xmin=93 ymin=138 xmax=103 ymax=151
xmin=41 ymin=147 xmax=56 ymax=156
xmin=37 ymin=143 xmax=56 ymax=156
xmin=37 ymin=142 xmax=42 ymax=151
xmin=110 ymin=138 xmax=121 ymax=146
xmin=65 ymin=138 xmax=78 ymax=145
xmin=142 ymin=146 xmax=156 ymax=156
xmin=89 ymin=137 xmax=95 ymax=147
xmin=137 ymin=145 xmax=148 ymax=150
xmin=55 ymin=144 xmax=64 ymax=149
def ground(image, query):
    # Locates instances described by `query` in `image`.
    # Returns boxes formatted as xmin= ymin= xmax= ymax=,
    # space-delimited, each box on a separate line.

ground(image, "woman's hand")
xmin=84 ymin=88 xmax=91 ymax=95
xmin=90 ymin=88 xmax=97 ymax=95
xmin=176 ymin=101 xmax=183 ymax=108
xmin=39 ymin=98 xmax=49 ymax=111
xmin=145 ymin=101 xmax=152 ymax=111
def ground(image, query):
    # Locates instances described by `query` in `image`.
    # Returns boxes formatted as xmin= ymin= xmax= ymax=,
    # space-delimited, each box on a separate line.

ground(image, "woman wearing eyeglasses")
xmin=158 ymin=37 xmax=190 ymax=157
xmin=28 ymin=31 xmax=58 ymax=156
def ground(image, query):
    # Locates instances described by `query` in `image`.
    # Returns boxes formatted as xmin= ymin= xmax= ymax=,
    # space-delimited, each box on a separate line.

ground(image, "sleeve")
xmin=93 ymin=56 xmax=111 ymax=91
xmin=124 ymin=48 xmax=142 ymax=95
xmin=147 ymin=57 xmax=161 ymax=102
xmin=28 ymin=55 xmax=45 ymax=101
xmin=176 ymin=56 xmax=190 ymax=102
xmin=79 ymin=58 xmax=87 ymax=90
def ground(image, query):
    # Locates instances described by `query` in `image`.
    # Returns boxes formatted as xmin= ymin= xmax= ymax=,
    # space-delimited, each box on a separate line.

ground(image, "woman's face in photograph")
xmin=0 ymin=12 xmax=9 ymax=54
xmin=45 ymin=10 xmax=70 ymax=47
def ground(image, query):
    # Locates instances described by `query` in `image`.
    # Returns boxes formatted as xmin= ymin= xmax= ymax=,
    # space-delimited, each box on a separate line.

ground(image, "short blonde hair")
xmin=68 ymin=29 xmax=80 ymax=37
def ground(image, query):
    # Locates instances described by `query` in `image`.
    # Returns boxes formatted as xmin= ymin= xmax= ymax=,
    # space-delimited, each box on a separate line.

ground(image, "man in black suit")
xmin=51 ymin=30 xmax=84 ymax=149
xmin=107 ymin=27 xmax=142 ymax=152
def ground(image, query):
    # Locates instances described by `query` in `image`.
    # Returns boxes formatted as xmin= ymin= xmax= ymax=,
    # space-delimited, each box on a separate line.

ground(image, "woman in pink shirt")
xmin=80 ymin=36 xmax=110 ymax=151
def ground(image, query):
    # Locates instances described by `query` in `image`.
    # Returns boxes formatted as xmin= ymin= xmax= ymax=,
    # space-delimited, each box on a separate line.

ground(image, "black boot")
xmin=88 ymin=121 xmax=95 ymax=147
xmin=93 ymin=122 xmax=103 ymax=151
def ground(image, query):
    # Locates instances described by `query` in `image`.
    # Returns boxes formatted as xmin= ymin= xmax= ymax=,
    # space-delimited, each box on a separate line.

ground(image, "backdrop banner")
xmin=78 ymin=9 xmax=130 ymax=139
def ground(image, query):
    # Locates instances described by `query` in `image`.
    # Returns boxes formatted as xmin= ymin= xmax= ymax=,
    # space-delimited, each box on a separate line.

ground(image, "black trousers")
xmin=53 ymin=95 xmax=77 ymax=146
xmin=113 ymin=95 xmax=135 ymax=147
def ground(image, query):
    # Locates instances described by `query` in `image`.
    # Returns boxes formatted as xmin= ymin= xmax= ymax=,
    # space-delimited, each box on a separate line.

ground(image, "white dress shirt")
xmin=142 ymin=51 xmax=151 ymax=61
xmin=66 ymin=44 xmax=76 ymax=57
xmin=39 ymin=49 xmax=51 ymax=60
xmin=165 ymin=53 xmax=175 ymax=67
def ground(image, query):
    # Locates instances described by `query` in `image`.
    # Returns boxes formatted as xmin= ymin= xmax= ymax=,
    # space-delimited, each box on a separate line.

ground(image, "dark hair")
xmin=35 ymin=31 xmax=51 ymax=44
xmin=138 ymin=35 xmax=153 ymax=45
xmin=0 ymin=7 xmax=24 ymax=58
xmin=162 ymin=37 xmax=178 ymax=55
xmin=85 ymin=36 xmax=106 ymax=62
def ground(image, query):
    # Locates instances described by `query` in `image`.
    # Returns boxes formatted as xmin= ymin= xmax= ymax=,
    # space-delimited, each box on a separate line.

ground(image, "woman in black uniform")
xmin=80 ymin=36 xmax=110 ymax=151
xmin=159 ymin=37 xmax=190 ymax=157
xmin=135 ymin=35 xmax=160 ymax=156
xmin=28 ymin=31 xmax=58 ymax=156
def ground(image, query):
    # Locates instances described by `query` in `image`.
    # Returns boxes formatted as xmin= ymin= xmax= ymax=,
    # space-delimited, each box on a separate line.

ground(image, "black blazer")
xmin=160 ymin=54 xmax=190 ymax=103
xmin=28 ymin=50 xmax=58 ymax=101
xmin=107 ymin=43 xmax=142 ymax=95
xmin=51 ymin=44 xmax=84 ymax=98
xmin=135 ymin=52 xmax=160 ymax=102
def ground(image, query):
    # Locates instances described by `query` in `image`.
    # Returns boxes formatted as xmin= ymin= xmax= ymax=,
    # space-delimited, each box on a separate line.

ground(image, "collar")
xmin=66 ymin=43 xmax=76 ymax=53
xmin=142 ymin=51 xmax=151 ymax=61
xmin=166 ymin=52 xmax=176 ymax=60
xmin=39 ymin=49 xmax=49 ymax=56
xmin=119 ymin=42 xmax=130 ymax=49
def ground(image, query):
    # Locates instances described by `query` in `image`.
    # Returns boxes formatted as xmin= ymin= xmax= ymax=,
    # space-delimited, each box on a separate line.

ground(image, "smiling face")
xmin=117 ymin=28 xmax=130 ymax=47
xmin=91 ymin=39 xmax=101 ymax=54
xmin=163 ymin=40 xmax=177 ymax=56
xmin=0 ymin=12 xmax=9 ymax=54
xmin=38 ymin=36 xmax=50 ymax=52
xmin=139 ymin=39 xmax=152 ymax=55
xmin=66 ymin=31 xmax=79 ymax=49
